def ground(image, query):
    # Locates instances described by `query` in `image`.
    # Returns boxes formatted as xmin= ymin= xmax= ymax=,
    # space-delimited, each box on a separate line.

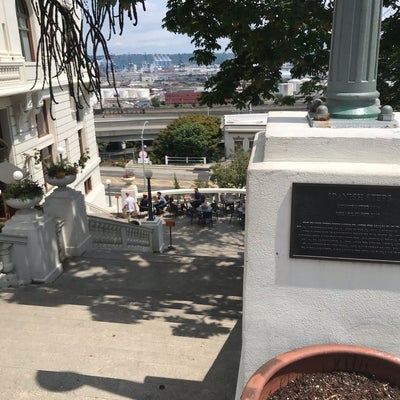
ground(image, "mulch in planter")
xmin=269 ymin=371 xmax=400 ymax=400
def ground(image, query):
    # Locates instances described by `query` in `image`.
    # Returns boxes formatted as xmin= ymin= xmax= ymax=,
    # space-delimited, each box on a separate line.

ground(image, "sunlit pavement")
xmin=0 ymin=211 xmax=244 ymax=399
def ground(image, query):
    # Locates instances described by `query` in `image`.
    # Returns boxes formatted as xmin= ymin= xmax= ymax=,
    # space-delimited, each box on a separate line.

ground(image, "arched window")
xmin=15 ymin=0 xmax=34 ymax=61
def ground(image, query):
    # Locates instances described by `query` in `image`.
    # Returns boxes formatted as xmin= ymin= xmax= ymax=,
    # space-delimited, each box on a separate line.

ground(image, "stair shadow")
xmin=36 ymin=320 xmax=241 ymax=400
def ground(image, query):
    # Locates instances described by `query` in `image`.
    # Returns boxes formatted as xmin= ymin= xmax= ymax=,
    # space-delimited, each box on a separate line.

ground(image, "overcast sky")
xmin=105 ymin=0 xmax=205 ymax=54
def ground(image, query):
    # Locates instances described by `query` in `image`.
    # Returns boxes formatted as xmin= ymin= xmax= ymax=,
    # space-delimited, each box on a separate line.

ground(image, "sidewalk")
xmin=0 ymin=213 xmax=244 ymax=399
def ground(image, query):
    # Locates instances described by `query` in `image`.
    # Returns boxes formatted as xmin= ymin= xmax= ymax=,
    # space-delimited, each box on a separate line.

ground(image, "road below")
xmin=100 ymin=164 xmax=210 ymax=194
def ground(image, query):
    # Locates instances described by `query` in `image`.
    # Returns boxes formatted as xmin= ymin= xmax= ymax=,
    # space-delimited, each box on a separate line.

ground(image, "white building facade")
xmin=0 ymin=0 xmax=106 ymax=220
xmin=223 ymin=113 xmax=268 ymax=158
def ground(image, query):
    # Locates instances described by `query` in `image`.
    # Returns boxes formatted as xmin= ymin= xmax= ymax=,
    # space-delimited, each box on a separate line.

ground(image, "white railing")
xmin=165 ymin=156 xmax=206 ymax=165
xmin=138 ymin=187 xmax=246 ymax=199
xmin=88 ymin=216 xmax=153 ymax=252
xmin=0 ymin=64 xmax=21 ymax=81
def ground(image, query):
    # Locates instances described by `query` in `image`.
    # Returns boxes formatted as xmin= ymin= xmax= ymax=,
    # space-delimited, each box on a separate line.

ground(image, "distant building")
xmin=152 ymin=54 xmax=172 ymax=69
xmin=223 ymin=114 xmax=268 ymax=157
xmin=164 ymin=90 xmax=202 ymax=105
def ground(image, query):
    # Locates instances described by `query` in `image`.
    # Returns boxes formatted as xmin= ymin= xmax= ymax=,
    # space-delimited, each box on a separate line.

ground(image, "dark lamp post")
xmin=140 ymin=120 xmax=149 ymax=189
xmin=106 ymin=179 xmax=111 ymax=207
xmin=144 ymin=168 xmax=154 ymax=221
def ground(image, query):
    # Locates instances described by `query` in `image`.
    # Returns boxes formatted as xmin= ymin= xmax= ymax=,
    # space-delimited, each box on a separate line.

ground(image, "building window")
xmin=84 ymin=177 xmax=92 ymax=195
xmin=248 ymin=140 xmax=254 ymax=151
xmin=78 ymin=130 xmax=85 ymax=155
xmin=36 ymin=102 xmax=49 ymax=137
xmin=16 ymin=0 xmax=34 ymax=61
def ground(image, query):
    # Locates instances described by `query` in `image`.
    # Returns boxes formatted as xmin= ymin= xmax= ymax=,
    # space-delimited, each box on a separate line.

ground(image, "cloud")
xmin=105 ymin=0 xmax=195 ymax=54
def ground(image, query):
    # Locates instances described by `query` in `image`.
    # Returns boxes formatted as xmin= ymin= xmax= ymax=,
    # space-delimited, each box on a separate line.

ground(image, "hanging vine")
xmin=29 ymin=0 xmax=146 ymax=116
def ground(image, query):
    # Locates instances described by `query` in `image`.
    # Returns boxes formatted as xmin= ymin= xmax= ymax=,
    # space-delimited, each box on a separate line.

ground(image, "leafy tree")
xmin=378 ymin=3 xmax=400 ymax=109
xmin=273 ymin=94 xmax=296 ymax=106
xmin=164 ymin=0 xmax=400 ymax=110
xmin=210 ymin=150 xmax=250 ymax=188
xmin=170 ymin=123 xmax=210 ymax=157
xmin=152 ymin=115 xmax=221 ymax=163
xmin=151 ymin=97 xmax=161 ymax=107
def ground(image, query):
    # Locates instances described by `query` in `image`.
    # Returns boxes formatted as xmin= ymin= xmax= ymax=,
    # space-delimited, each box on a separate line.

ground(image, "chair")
xmin=186 ymin=206 xmax=197 ymax=224
xmin=229 ymin=207 xmax=245 ymax=229
xmin=166 ymin=202 xmax=180 ymax=218
xmin=198 ymin=210 xmax=213 ymax=227
xmin=137 ymin=200 xmax=148 ymax=218
xmin=224 ymin=201 xmax=235 ymax=217
xmin=210 ymin=201 xmax=223 ymax=220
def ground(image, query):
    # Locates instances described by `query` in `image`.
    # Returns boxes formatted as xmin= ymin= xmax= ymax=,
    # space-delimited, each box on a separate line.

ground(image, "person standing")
xmin=123 ymin=192 xmax=137 ymax=222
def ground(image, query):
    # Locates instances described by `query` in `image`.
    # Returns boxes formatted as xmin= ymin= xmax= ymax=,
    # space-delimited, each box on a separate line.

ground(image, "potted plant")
xmin=240 ymin=344 xmax=400 ymax=400
xmin=121 ymin=171 xmax=135 ymax=185
xmin=4 ymin=177 xmax=44 ymax=209
xmin=34 ymin=148 xmax=90 ymax=186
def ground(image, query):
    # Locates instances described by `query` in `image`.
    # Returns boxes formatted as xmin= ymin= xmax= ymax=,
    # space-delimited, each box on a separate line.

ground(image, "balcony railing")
xmin=88 ymin=215 xmax=153 ymax=252
xmin=0 ymin=64 xmax=21 ymax=82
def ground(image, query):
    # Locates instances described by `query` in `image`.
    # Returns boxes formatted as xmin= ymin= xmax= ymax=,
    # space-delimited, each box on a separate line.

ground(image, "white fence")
xmin=165 ymin=156 xmax=206 ymax=165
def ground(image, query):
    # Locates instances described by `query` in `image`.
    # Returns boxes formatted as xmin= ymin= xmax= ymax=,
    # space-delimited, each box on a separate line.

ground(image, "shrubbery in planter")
xmin=4 ymin=178 xmax=44 ymax=201
xmin=34 ymin=149 xmax=90 ymax=179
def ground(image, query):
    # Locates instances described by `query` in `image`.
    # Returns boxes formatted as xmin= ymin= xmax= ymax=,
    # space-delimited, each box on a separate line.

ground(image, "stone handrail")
xmin=86 ymin=201 xmax=115 ymax=218
xmin=0 ymin=233 xmax=27 ymax=287
xmin=88 ymin=216 xmax=153 ymax=252
xmin=138 ymin=187 xmax=246 ymax=199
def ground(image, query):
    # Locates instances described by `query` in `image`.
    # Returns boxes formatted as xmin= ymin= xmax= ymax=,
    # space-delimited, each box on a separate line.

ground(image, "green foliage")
xmin=378 ymin=4 xmax=400 ymax=109
xmin=193 ymin=179 xmax=209 ymax=189
xmin=98 ymin=142 xmax=108 ymax=152
xmin=34 ymin=149 xmax=90 ymax=178
xmin=164 ymin=0 xmax=400 ymax=110
xmin=210 ymin=150 xmax=250 ymax=188
xmin=152 ymin=114 xmax=221 ymax=163
xmin=173 ymin=173 xmax=181 ymax=189
xmin=151 ymin=97 xmax=161 ymax=107
xmin=171 ymin=123 xmax=209 ymax=157
xmin=5 ymin=179 xmax=44 ymax=201
xmin=273 ymin=94 xmax=296 ymax=106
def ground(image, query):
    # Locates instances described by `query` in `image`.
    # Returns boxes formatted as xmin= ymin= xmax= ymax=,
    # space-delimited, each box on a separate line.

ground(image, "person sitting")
xmin=154 ymin=191 xmax=167 ymax=215
xmin=190 ymin=187 xmax=205 ymax=209
xmin=167 ymin=196 xmax=182 ymax=216
xmin=139 ymin=194 xmax=148 ymax=212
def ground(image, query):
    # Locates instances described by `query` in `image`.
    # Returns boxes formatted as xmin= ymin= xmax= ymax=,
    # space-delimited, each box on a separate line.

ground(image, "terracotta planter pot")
xmin=241 ymin=344 xmax=400 ymax=400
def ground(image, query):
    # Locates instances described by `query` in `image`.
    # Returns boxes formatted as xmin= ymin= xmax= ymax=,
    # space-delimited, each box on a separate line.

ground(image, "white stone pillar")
xmin=44 ymin=187 xmax=92 ymax=257
xmin=141 ymin=217 xmax=164 ymax=252
xmin=235 ymin=111 xmax=400 ymax=399
xmin=2 ymin=209 xmax=62 ymax=284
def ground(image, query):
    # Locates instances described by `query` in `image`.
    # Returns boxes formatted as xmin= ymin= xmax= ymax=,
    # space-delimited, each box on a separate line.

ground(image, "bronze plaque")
xmin=290 ymin=183 xmax=400 ymax=263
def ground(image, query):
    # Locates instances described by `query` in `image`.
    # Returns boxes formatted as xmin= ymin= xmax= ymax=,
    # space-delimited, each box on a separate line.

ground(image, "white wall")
xmin=236 ymin=111 xmax=400 ymax=398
